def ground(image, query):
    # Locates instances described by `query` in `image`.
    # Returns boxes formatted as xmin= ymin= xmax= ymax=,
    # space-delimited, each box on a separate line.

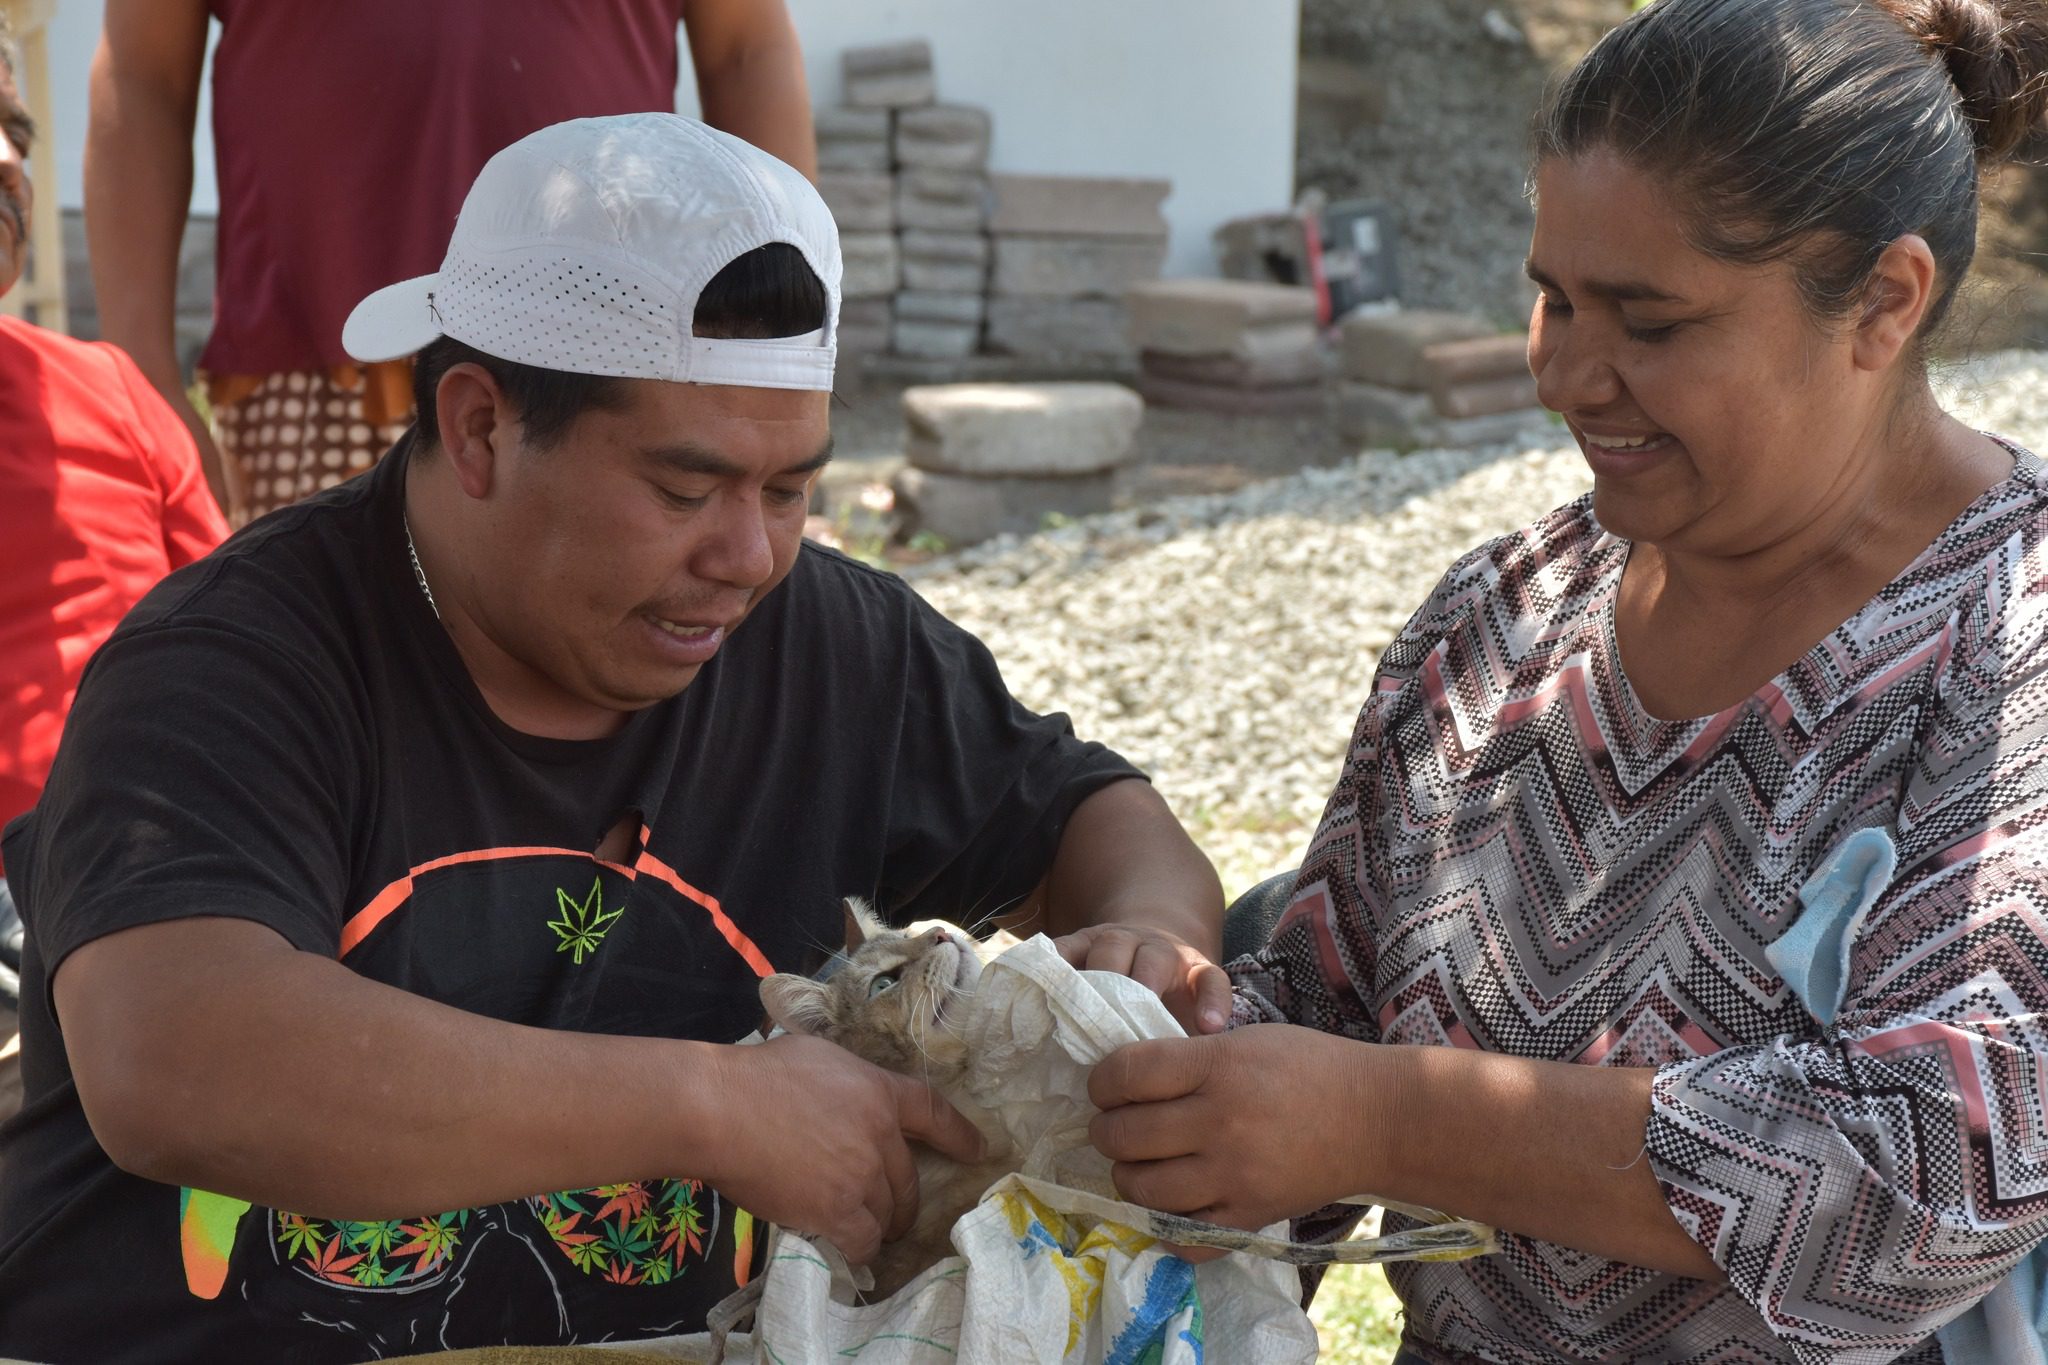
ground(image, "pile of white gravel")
xmin=906 ymin=352 xmax=2048 ymax=895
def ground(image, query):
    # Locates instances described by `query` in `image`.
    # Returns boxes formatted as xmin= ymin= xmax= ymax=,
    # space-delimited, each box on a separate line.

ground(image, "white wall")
xmin=699 ymin=0 xmax=1301 ymax=276
xmin=46 ymin=0 xmax=1297 ymax=276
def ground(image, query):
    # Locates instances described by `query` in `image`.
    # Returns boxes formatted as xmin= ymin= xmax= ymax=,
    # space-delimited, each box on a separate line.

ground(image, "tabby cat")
xmin=758 ymin=900 xmax=1022 ymax=1298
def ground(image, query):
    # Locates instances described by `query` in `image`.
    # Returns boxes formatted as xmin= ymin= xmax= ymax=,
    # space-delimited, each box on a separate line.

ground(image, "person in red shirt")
xmin=0 ymin=21 xmax=227 ymax=1123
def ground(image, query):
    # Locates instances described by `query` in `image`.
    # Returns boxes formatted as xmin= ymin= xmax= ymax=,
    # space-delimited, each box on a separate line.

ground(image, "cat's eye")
xmin=868 ymin=972 xmax=900 ymax=998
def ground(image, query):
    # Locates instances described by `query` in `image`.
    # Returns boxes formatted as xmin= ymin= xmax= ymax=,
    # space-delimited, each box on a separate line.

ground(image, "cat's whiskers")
xmin=957 ymin=891 xmax=1029 ymax=942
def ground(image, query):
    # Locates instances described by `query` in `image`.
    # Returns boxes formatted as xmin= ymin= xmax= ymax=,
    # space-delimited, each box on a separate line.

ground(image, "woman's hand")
xmin=1087 ymin=1024 xmax=1387 ymax=1240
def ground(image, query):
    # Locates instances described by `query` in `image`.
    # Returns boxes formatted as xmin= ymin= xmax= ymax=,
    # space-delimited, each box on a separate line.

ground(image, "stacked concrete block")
xmin=894 ymin=105 xmax=991 ymax=172
xmin=892 ymin=382 xmax=1143 ymax=545
xmin=817 ymin=172 xmax=894 ymax=233
xmin=842 ymin=41 xmax=936 ymax=110
xmin=990 ymin=238 xmax=1168 ymax=301
xmin=1125 ymin=280 xmax=1324 ymax=414
xmin=817 ymin=172 xmax=896 ymax=355
xmin=1422 ymin=334 xmax=1541 ymax=418
xmin=900 ymin=230 xmax=990 ymax=293
xmin=894 ymin=291 xmax=985 ymax=359
xmin=982 ymin=175 xmax=1169 ymax=362
xmin=990 ymin=174 xmax=1170 ymax=239
xmin=983 ymin=297 xmax=1133 ymax=364
xmin=838 ymin=298 xmax=894 ymax=356
xmin=895 ymin=169 xmax=989 ymax=232
xmin=890 ymin=104 xmax=991 ymax=359
xmin=839 ymin=231 xmax=901 ymax=302
xmin=816 ymin=108 xmax=892 ymax=173
xmin=1338 ymin=311 xmax=1544 ymax=447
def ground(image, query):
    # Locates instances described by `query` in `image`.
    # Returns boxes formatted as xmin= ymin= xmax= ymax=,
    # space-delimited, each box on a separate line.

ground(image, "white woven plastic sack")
xmin=634 ymin=934 xmax=1321 ymax=1363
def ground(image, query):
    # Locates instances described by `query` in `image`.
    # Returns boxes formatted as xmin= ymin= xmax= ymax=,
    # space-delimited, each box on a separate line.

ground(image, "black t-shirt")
xmin=0 ymin=437 xmax=1138 ymax=1362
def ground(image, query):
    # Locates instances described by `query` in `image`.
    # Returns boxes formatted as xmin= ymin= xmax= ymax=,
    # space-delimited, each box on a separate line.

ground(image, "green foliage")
xmin=1313 ymin=1264 xmax=1406 ymax=1362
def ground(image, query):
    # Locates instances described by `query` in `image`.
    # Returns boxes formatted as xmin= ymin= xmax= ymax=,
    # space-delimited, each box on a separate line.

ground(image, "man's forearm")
xmin=1032 ymin=779 xmax=1223 ymax=953
xmin=62 ymin=918 xmax=727 ymax=1220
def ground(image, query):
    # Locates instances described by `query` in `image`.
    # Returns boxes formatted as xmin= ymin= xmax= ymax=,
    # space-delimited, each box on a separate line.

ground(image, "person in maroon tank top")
xmin=83 ymin=0 xmax=815 ymax=526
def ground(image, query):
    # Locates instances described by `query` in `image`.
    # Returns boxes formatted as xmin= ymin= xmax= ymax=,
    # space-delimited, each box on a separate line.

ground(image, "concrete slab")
xmin=1341 ymin=310 xmax=1495 ymax=389
xmin=903 ymin=380 xmax=1144 ymax=476
xmin=990 ymin=235 xmax=1167 ymax=298
xmin=892 ymin=318 xmax=980 ymax=360
xmin=893 ymin=105 xmax=992 ymax=172
xmin=983 ymin=296 xmax=1135 ymax=361
xmin=1432 ymin=373 xmax=1542 ymax=420
xmin=1420 ymin=333 xmax=1531 ymax=388
xmin=900 ymin=230 xmax=992 ymax=292
xmin=1136 ymin=372 xmax=1325 ymax=415
xmin=843 ymin=41 xmax=936 ymax=109
xmin=816 ymin=173 xmax=895 ymax=232
xmin=896 ymin=291 xmax=987 ymax=325
xmin=1125 ymin=279 xmax=1318 ymax=356
xmin=1140 ymin=346 xmax=1327 ymax=388
xmin=840 ymin=232 xmax=902 ymax=298
xmin=988 ymin=174 xmax=1171 ymax=238
xmin=893 ymin=465 xmax=1118 ymax=546
xmin=816 ymin=107 xmax=893 ymax=173
xmin=896 ymin=169 xmax=990 ymax=232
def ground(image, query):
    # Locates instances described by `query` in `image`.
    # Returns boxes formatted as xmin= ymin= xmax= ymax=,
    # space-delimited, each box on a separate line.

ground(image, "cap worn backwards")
xmin=342 ymin=114 xmax=842 ymax=392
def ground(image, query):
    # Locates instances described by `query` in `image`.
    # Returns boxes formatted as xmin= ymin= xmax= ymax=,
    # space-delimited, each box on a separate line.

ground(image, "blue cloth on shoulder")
xmin=1769 ymin=828 xmax=2046 ymax=1365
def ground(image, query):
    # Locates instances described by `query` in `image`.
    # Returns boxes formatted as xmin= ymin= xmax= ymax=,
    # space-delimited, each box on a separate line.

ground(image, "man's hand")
xmin=1087 ymin=1025 xmax=1383 ymax=1255
xmin=705 ymin=1033 xmax=986 ymax=1266
xmin=1054 ymin=923 xmax=1232 ymax=1035
xmin=1021 ymin=779 xmax=1228 ymax=1032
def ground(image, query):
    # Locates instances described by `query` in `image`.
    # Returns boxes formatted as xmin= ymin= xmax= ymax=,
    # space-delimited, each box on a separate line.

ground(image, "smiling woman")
xmin=1079 ymin=1 xmax=2048 ymax=1362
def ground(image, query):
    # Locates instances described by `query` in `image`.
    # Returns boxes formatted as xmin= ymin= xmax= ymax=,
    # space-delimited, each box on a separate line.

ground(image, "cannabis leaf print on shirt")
xmin=530 ymin=1180 xmax=714 ymax=1286
xmin=546 ymin=878 xmax=625 ymax=964
xmin=274 ymin=1209 xmax=472 ymax=1289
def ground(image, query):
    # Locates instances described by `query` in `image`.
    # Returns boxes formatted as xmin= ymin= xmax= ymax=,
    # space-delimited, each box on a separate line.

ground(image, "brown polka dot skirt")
xmin=212 ymin=370 xmax=412 ymax=526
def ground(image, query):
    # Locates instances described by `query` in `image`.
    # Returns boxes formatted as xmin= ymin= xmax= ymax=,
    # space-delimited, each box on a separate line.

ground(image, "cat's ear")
xmin=843 ymin=897 xmax=888 ymax=950
xmin=760 ymin=974 xmax=833 ymax=1036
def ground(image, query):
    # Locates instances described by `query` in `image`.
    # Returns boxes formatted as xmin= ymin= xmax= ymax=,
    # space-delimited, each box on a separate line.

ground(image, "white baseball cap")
xmin=342 ymin=114 xmax=840 ymax=391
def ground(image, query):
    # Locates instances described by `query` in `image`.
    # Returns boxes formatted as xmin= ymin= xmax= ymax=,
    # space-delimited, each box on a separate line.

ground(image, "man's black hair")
xmin=410 ymin=241 xmax=828 ymax=451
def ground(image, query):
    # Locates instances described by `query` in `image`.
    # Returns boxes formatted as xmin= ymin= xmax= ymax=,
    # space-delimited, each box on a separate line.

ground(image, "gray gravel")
xmin=906 ymin=353 xmax=2048 ymax=895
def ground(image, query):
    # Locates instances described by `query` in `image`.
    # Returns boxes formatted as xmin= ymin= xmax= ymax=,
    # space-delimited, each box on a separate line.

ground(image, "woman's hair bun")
xmin=1883 ymin=0 xmax=2048 ymax=161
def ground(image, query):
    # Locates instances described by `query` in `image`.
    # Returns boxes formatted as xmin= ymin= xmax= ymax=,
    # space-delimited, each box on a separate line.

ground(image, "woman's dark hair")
xmin=412 ymin=241 xmax=828 ymax=450
xmin=1534 ymin=0 xmax=2048 ymax=336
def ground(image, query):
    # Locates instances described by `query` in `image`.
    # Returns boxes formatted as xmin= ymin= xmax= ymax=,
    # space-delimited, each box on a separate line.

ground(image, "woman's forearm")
xmin=1372 ymin=1044 xmax=1720 ymax=1279
xmin=1090 ymin=1025 xmax=1722 ymax=1280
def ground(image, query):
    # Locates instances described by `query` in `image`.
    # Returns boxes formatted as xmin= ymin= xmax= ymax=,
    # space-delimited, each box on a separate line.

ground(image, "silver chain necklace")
xmin=402 ymin=513 xmax=441 ymax=621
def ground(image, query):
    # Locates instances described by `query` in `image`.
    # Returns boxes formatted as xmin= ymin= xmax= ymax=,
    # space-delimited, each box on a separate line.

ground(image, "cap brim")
xmin=341 ymin=274 xmax=444 ymax=363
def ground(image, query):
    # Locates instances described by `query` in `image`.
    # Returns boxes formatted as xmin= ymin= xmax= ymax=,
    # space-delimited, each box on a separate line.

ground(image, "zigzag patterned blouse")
xmin=1232 ymin=443 xmax=2048 ymax=1363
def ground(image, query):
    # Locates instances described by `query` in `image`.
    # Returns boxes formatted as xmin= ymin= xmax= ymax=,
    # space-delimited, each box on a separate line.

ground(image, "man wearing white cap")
xmin=0 ymin=116 xmax=1225 ymax=1360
